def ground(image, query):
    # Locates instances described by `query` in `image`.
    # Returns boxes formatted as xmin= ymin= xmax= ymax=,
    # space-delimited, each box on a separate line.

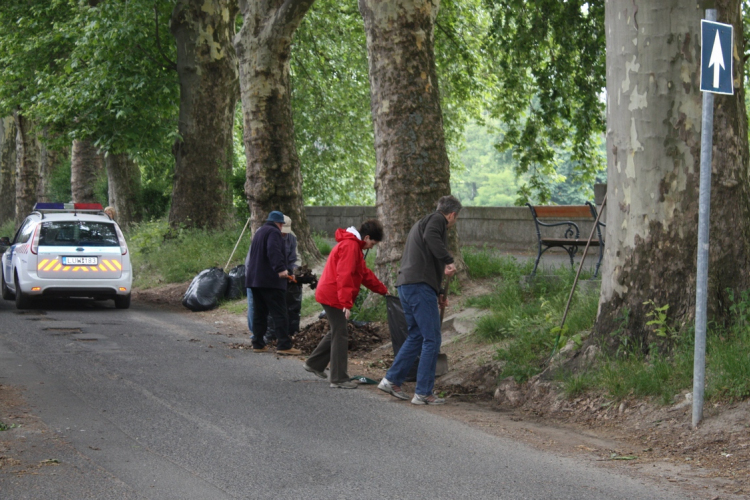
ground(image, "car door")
xmin=5 ymin=219 xmax=33 ymax=286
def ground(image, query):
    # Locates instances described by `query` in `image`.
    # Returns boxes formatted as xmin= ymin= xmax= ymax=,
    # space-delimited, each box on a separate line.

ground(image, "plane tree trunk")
xmin=234 ymin=0 xmax=322 ymax=264
xmin=359 ymin=0 xmax=465 ymax=289
xmin=14 ymin=113 xmax=39 ymax=227
xmin=70 ymin=139 xmax=103 ymax=204
xmin=37 ymin=129 xmax=63 ymax=203
xmin=0 ymin=116 xmax=16 ymax=227
xmin=106 ymin=153 xmax=142 ymax=227
xmin=596 ymin=0 xmax=750 ymax=348
xmin=168 ymin=0 xmax=239 ymax=230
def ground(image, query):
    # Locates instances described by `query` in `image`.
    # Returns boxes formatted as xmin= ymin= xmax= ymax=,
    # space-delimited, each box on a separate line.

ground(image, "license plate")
xmin=62 ymin=256 xmax=98 ymax=265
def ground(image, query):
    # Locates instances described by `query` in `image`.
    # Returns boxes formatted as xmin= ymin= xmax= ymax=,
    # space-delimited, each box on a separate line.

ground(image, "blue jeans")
xmin=386 ymin=283 xmax=441 ymax=396
xmin=247 ymin=288 xmax=254 ymax=334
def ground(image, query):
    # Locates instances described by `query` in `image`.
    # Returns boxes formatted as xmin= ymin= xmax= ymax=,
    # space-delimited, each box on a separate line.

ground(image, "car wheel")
xmin=1 ymin=269 xmax=14 ymax=300
xmin=114 ymin=294 xmax=131 ymax=310
xmin=14 ymin=273 xmax=31 ymax=310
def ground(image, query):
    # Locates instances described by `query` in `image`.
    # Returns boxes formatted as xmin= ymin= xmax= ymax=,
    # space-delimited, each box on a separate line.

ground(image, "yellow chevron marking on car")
xmin=90 ymin=266 xmax=98 ymax=271
xmin=103 ymin=260 xmax=117 ymax=271
xmin=62 ymin=266 xmax=70 ymax=272
xmin=112 ymin=260 xmax=122 ymax=270
xmin=73 ymin=267 xmax=80 ymax=272
xmin=99 ymin=264 xmax=107 ymax=271
xmin=53 ymin=264 xmax=62 ymax=271
xmin=37 ymin=259 xmax=49 ymax=270
xmin=44 ymin=260 xmax=59 ymax=272
xmin=81 ymin=267 xmax=89 ymax=272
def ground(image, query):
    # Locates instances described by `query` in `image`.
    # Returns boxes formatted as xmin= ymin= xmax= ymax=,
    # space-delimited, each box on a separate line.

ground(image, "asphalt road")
xmin=0 ymin=298 xmax=693 ymax=499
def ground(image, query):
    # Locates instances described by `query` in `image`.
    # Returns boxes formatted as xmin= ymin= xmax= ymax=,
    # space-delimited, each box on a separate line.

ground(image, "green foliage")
xmin=561 ymin=289 xmax=750 ymax=404
xmin=467 ymin=259 xmax=599 ymax=382
xmin=350 ymin=289 xmax=388 ymax=323
xmin=127 ymin=218 xmax=252 ymax=288
xmin=0 ymin=219 xmax=15 ymax=239
xmin=0 ymin=420 xmax=19 ymax=431
xmin=312 ymin=232 xmax=333 ymax=256
xmin=485 ymin=0 xmax=606 ymax=203
xmin=291 ymin=0 xmax=375 ymax=205
xmin=301 ymin=294 xmax=322 ymax=318
xmin=462 ymin=247 xmax=521 ymax=279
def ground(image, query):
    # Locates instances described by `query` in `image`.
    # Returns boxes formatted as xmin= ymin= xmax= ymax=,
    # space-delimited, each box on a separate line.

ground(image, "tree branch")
xmin=153 ymin=5 xmax=177 ymax=71
xmin=263 ymin=0 xmax=317 ymax=43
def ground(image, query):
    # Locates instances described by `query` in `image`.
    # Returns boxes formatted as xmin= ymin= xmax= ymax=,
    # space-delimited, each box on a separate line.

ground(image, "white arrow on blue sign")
xmin=700 ymin=20 xmax=734 ymax=95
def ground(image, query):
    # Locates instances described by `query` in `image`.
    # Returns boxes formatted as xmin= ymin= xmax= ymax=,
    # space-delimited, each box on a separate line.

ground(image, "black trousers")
xmin=267 ymin=283 xmax=302 ymax=339
xmin=251 ymin=287 xmax=291 ymax=350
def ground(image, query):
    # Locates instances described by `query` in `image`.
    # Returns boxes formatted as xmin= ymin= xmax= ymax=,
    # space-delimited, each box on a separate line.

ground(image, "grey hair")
xmin=436 ymin=195 xmax=462 ymax=215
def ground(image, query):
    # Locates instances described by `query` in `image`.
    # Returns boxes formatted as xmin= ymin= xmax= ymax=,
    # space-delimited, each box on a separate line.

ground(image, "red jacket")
xmin=315 ymin=229 xmax=388 ymax=309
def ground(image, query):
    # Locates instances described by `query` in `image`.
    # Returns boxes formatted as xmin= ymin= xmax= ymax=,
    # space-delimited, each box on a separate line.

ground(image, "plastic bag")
xmin=182 ymin=267 xmax=230 ymax=311
xmin=386 ymin=295 xmax=419 ymax=382
xmin=225 ymin=265 xmax=246 ymax=300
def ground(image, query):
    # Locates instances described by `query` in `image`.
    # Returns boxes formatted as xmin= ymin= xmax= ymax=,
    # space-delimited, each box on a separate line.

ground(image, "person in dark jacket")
xmin=266 ymin=215 xmax=302 ymax=342
xmin=378 ymin=195 xmax=461 ymax=404
xmin=303 ymin=220 xmax=388 ymax=389
xmin=245 ymin=211 xmax=301 ymax=355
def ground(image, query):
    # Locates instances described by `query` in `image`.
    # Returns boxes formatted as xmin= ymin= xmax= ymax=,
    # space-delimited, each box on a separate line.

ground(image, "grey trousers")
xmin=306 ymin=305 xmax=349 ymax=383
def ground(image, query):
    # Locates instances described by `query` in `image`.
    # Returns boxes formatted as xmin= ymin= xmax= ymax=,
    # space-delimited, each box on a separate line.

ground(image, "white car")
xmin=1 ymin=203 xmax=132 ymax=309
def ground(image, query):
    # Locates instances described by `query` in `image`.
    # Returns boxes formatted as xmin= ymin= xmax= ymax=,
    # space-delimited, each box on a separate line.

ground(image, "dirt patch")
xmin=132 ymin=281 xmax=189 ymax=309
xmin=261 ymin=319 xmax=390 ymax=356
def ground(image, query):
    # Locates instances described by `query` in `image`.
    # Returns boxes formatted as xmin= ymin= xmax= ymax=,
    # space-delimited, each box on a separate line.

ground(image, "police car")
xmin=1 ymin=203 xmax=132 ymax=309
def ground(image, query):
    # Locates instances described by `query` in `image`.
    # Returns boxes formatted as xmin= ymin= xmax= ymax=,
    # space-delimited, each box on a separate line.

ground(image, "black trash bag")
xmin=386 ymin=295 xmax=419 ymax=382
xmin=182 ymin=267 xmax=230 ymax=312
xmin=225 ymin=265 xmax=246 ymax=300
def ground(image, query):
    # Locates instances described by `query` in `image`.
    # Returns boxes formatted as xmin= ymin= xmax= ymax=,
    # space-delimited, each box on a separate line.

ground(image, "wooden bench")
xmin=526 ymin=202 xmax=605 ymax=278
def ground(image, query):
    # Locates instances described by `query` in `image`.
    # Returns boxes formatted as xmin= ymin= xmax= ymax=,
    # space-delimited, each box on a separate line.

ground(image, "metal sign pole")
xmin=693 ymin=8 xmax=717 ymax=429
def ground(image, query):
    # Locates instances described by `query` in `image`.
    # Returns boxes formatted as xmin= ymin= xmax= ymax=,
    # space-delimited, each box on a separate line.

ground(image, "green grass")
xmin=312 ymin=232 xmax=333 ymax=256
xmin=465 ymin=257 xmax=600 ymax=383
xmin=126 ymin=219 xmax=253 ymax=289
xmin=462 ymin=247 xmax=529 ymax=279
xmin=560 ymin=302 xmax=750 ymax=404
xmin=301 ymin=294 xmax=322 ymax=318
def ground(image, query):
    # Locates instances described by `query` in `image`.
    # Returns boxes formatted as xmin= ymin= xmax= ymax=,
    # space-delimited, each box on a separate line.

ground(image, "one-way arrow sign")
xmin=701 ymin=20 xmax=733 ymax=95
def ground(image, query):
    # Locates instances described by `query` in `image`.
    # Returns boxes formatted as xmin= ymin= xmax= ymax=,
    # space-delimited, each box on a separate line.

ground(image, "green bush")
xmin=127 ymin=218 xmax=252 ymax=289
xmin=312 ymin=232 xmax=333 ymax=256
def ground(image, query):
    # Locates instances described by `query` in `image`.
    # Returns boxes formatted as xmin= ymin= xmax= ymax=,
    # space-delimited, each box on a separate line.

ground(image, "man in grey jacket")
xmin=378 ymin=195 xmax=461 ymax=405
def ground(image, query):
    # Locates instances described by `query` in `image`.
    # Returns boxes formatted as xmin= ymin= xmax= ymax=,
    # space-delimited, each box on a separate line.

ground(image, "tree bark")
xmin=14 ymin=113 xmax=39 ymax=227
xmin=234 ymin=0 xmax=322 ymax=264
xmin=168 ymin=0 xmax=239 ymax=230
xmin=359 ymin=0 xmax=465 ymax=289
xmin=0 ymin=116 xmax=16 ymax=227
xmin=596 ymin=0 xmax=750 ymax=348
xmin=36 ymin=128 xmax=62 ymax=202
xmin=106 ymin=153 xmax=142 ymax=228
xmin=70 ymin=139 xmax=103 ymax=203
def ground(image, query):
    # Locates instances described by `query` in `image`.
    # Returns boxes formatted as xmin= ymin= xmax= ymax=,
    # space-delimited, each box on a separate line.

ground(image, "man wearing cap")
xmin=266 ymin=215 xmax=302 ymax=342
xmin=245 ymin=211 xmax=301 ymax=355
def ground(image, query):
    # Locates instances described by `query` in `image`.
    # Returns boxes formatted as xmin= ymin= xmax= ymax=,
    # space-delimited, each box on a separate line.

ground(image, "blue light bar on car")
xmin=34 ymin=203 xmax=66 ymax=210
xmin=33 ymin=202 xmax=104 ymax=212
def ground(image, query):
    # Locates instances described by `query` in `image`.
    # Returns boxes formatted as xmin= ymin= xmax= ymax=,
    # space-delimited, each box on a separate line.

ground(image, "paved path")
xmin=0 ymin=298 xmax=692 ymax=499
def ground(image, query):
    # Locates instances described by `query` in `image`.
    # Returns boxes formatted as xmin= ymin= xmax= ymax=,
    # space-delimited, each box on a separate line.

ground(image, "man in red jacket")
xmin=304 ymin=220 xmax=388 ymax=388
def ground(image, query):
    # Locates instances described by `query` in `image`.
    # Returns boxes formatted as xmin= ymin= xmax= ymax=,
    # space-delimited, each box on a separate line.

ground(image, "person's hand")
xmin=279 ymin=269 xmax=289 ymax=278
xmin=444 ymin=263 xmax=457 ymax=277
xmin=438 ymin=294 xmax=448 ymax=309
xmin=343 ymin=308 xmax=351 ymax=320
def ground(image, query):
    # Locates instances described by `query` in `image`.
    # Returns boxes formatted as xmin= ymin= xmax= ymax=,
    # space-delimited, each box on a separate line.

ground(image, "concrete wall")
xmin=305 ymin=203 xmax=605 ymax=251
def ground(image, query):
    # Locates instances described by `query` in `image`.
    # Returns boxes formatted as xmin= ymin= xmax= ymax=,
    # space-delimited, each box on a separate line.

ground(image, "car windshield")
xmin=39 ymin=221 xmax=119 ymax=247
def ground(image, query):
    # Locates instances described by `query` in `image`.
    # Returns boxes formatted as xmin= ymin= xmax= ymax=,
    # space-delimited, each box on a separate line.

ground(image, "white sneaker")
xmin=411 ymin=393 xmax=445 ymax=405
xmin=377 ymin=378 xmax=410 ymax=400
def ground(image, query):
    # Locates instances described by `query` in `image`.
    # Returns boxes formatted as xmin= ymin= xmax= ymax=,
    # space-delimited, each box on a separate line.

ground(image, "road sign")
xmin=700 ymin=20 xmax=733 ymax=95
